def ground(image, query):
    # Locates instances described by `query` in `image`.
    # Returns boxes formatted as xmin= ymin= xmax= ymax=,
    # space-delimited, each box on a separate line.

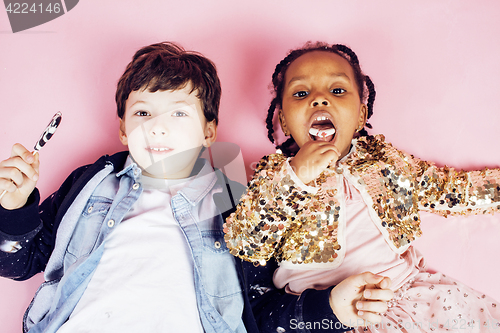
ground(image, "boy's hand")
xmin=329 ymin=272 xmax=393 ymax=328
xmin=289 ymin=141 xmax=340 ymax=184
xmin=0 ymin=143 xmax=39 ymax=210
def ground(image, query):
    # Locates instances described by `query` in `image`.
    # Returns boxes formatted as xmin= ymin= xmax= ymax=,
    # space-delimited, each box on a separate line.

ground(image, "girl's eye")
xmin=172 ymin=110 xmax=187 ymax=117
xmin=331 ymin=88 xmax=346 ymax=95
xmin=292 ymin=91 xmax=309 ymax=98
xmin=134 ymin=111 xmax=149 ymax=117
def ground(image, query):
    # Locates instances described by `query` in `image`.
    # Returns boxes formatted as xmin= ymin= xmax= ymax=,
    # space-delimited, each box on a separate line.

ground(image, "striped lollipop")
xmin=0 ymin=112 xmax=62 ymax=200
xmin=34 ymin=112 xmax=62 ymax=152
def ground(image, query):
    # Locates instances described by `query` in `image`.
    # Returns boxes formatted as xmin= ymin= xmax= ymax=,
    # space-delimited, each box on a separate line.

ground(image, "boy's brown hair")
xmin=116 ymin=42 xmax=221 ymax=124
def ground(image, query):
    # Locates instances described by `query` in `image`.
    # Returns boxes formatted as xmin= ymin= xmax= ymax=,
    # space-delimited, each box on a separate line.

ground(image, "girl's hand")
xmin=289 ymin=141 xmax=340 ymax=184
xmin=329 ymin=272 xmax=393 ymax=328
xmin=0 ymin=143 xmax=39 ymax=210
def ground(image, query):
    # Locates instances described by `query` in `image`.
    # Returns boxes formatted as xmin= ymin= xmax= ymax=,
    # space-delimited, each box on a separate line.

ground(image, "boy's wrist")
xmin=0 ymin=189 xmax=40 ymax=236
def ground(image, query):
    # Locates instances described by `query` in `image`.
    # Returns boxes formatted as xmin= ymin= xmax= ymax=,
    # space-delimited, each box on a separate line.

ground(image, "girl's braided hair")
xmin=266 ymin=42 xmax=376 ymax=157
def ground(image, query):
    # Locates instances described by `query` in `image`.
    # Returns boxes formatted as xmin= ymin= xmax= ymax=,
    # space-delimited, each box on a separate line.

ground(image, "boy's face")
xmin=119 ymin=84 xmax=217 ymax=179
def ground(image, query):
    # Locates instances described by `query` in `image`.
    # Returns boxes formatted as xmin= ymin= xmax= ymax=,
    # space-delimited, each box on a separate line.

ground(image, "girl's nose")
xmin=311 ymin=96 xmax=330 ymax=107
xmin=312 ymin=100 xmax=329 ymax=107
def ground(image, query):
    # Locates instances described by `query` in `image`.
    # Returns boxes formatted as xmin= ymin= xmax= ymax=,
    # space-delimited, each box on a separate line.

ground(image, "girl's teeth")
xmin=309 ymin=128 xmax=336 ymax=138
xmin=151 ymin=147 xmax=168 ymax=151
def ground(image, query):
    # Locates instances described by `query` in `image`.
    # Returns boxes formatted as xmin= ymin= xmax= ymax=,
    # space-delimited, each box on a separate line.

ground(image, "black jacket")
xmin=0 ymin=151 xmax=348 ymax=333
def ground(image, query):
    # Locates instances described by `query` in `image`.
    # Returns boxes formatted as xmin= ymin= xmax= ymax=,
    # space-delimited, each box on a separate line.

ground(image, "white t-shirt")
xmin=57 ymin=173 xmax=203 ymax=333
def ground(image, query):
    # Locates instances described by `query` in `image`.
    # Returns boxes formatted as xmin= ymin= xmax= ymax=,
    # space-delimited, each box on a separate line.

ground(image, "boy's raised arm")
xmin=0 ymin=143 xmax=39 ymax=210
xmin=0 ymin=155 xmax=93 ymax=280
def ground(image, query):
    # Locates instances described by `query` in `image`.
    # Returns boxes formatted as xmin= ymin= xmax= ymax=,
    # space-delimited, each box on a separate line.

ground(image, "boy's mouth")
xmin=309 ymin=116 xmax=336 ymax=142
xmin=146 ymin=146 xmax=173 ymax=154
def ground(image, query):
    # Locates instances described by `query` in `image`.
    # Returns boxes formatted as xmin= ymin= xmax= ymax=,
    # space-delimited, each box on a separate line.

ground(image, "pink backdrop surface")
xmin=1 ymin=1 xmax=500 ymax=331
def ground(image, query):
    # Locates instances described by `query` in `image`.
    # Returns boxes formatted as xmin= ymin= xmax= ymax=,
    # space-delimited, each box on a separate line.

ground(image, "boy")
xmin=0 ymin=42 xmax=392 ymax=333
xmin=0 ymin=42 xmax=251 ymax=333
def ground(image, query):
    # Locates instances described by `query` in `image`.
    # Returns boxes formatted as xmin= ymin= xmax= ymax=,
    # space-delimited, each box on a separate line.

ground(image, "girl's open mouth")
xmin=309 ymin=116 xmax=335 ymax=142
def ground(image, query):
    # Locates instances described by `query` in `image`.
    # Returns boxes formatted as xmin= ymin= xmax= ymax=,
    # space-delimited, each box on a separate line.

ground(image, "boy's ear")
xmin=119 ymin=119 xmax=128 ymax=146
xmin=203 ymin=120 xmax=217 ymax=148
xmin=278 ymin=110 xmax=290 ymax=136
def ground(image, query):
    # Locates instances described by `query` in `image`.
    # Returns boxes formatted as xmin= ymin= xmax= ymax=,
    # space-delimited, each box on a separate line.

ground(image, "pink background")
xmin=1 ymin=1 xmax=500 ymax=331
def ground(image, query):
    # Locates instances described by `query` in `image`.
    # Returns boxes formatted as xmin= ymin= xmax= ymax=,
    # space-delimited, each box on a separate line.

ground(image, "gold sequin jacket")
xmin=224 ymin=134 xmax=500 ymax=266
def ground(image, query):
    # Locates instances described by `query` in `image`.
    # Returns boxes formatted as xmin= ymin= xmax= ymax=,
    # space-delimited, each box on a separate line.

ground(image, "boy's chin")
xmin=140 ymin=153 xmax=201 ymax=179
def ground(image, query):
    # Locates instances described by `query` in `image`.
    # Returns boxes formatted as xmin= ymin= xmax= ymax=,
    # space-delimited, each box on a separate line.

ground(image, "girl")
xmin=224 ymin=42 xmax=500 ymax=332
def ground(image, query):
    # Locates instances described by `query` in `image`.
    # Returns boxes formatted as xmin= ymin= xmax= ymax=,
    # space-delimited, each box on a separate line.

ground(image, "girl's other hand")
xmin=329 ymin=272 xmax=393 ymax=328
xmin=289 ymin=141 xmax=340 ymax=184
xmin=0 ymin=143 xmax=39 ymax=210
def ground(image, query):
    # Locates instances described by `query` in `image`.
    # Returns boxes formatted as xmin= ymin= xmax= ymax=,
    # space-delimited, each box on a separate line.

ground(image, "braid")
xmin=364 ymin=75 xmax=376 ymax=128
xmin=276 ymin=137 xmax=296 ymax=157
xmin=266 ymin=98 xmax=278 ymax=144
xmin=333 ymin=44 xmax=360 ymax=66
xmin=266 ymin=50 xmax=307 ymax=150
xmin=333 ymin=44 xmax=376 ymax=136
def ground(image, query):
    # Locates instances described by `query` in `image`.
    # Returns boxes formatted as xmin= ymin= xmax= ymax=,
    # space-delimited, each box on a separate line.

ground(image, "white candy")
xmin=309 ymin=127 xmax=336 ymax=138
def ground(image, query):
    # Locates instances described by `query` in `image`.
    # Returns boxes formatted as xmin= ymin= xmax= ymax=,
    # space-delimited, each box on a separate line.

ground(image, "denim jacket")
xmin=0 ymin=150 xmax=348 ymax=333
xmin=0 ymin=151 xmax=247 ymax=333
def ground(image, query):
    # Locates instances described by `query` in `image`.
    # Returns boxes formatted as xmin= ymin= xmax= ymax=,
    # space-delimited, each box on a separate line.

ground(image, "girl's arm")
xmin=224 ymin=154 xmax=309 ymax=263
xmin=411 ymin=154 xmax=500 ymax=216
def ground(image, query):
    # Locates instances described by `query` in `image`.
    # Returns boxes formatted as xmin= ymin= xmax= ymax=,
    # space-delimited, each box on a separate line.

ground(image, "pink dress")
xmin=274 ymin=179 xmax=500 ymax=332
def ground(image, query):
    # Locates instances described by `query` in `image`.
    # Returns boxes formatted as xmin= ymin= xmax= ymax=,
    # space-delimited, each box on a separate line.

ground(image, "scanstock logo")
xmin=3 ymin=0 xmax=79 ymax=33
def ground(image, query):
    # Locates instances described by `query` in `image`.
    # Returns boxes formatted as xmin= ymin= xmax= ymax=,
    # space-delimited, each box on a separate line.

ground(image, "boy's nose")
xmin=149 ymin=119 xmax=169 ymax=136
xmin=151 ymin=130 xmax=166 ymax=135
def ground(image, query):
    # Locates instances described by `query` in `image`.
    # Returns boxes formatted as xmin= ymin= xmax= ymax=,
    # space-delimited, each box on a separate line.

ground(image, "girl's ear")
xmin=203 ymin=120 xmax=217 ymax=148
xmin=119 ymin=119 xmax=128 ymax=146
xmin=357 ymin=104 xmax=368 ymax=132
xmin=278 ymin=110 xmax=291 ymax=136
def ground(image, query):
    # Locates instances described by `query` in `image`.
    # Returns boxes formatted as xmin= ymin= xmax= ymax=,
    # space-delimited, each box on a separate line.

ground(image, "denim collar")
xmin=116 ymin=156 xmax=217 ymax=206
xmin=115 ymin=158 xmax=142 ymax=180
xmin=176 ymin=159 xmax=217 ymax=206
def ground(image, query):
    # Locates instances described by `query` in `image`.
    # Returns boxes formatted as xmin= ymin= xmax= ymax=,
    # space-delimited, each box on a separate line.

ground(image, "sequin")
xmin=224 ymin=135 xmax=500 ymax=264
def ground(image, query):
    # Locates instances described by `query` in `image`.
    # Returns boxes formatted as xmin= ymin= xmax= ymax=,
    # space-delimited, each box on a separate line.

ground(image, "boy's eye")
xmin=134 ymin=111 xmax=150 ymax=117
xmin=292 ymin=91 xmax=309 ymax=98
xmin=172 ymin=110 xmax=187 ymax=117
xmin=331 ymin=88 xmax=346 ymax=95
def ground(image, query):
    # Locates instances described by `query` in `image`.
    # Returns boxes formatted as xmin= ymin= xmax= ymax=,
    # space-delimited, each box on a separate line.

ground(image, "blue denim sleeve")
xmin=241 ymin=258 xmax=353 ymax=333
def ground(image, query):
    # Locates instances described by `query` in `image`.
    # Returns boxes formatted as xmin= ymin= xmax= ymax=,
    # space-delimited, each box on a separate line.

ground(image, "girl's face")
xmin=280 ymin=51 xmax=367 ymax=159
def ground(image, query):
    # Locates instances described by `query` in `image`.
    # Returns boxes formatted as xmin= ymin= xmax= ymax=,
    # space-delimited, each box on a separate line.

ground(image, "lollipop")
xmin=34 ymin=112 xmax=62 ymax=152
xmin=0 ymin=112 xmax=62 ymax=199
